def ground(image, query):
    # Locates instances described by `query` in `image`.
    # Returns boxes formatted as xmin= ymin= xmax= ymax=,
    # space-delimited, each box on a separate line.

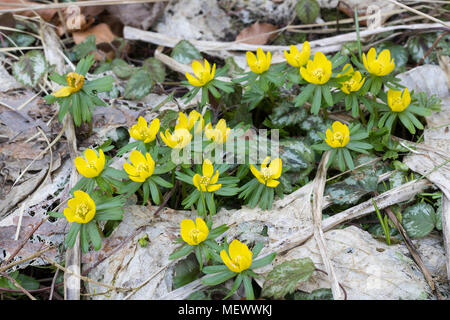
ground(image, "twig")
xmin=311 ymin=151 xmax=343 ymax=300
xmin=382 ymin=205 xmax=443 ymax=300
xmin=42 ymin=255 xmax=130 ymax=293
xmin=417 ymin=31 xmax=449 ymax=66
xmin=0 ymin=245 xmax=55 ymax=272
xmin=0 ymin=216 xmax=49 ymax=268
xmin=123 ymin=265 xmax=170 ymax=300
xmin=385 ymin=0 xmax=450 ymax=29
xmin=0 ymin=271 xmax=36 ymax=300
xmin=49 ymin=268 xmax=59 ymax=300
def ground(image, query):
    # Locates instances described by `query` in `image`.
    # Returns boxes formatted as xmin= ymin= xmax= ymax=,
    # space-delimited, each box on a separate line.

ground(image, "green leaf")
xmin=289 ymin=288 xmax=333 ymax=300
xmin=65 ymin=223 xmax=81 ymax=248
xmin=151 ymin=175 xmax=173 ymax=188
xmin=173 ymin=254 xmax=201 ymax=289
xmin=142 ymin=57 xmax=166 ymax=83
xmin=86 ymin=221 xmax=102 ymax=251
xmin=71 ymin=93 xmax=82 ymax=126
xmin=295 ymin=0 xmax=320 ymax=24
xmin=80 ymin=223 xmax=90 ymax=253
xmin=294 ymin=84 xmax=315 ymax=107
xmin=12 ymin=50 xmax=47 ymax=86
xmin=402 ymin=202 xmax=436 ymax=238
xmin=111 ymin=58 xmax=135 ymax=79
xmin=224 ymin=273 xmax=243 ymax=299
xmin=242 ymin=274 xmax=255 ymax=300
xmin=171 ymin=40 xmax=202 ymax=64
xmin=270 ymin=100 xmax=308 ymax=127
xmin=201 ymin=270 xmax=236 ymax=286
xmin=202 ymin=265 xmax=229 ymax=274
xmin=72 ymin=34 xmax=96 ymax=59
xmin=311 ymin=85 xmax=322 ymax=115
xmin=148 ymin=179 xmax=161 ymax=205
xmin=124 ymin=69 xmax=152 ymax=100
xmin=169 ymin=244 xmax=195 ymax=260
xmin=321 ymin=84 xmax=333 ymax=106
xmin=250 ymin=252 xmax=276 ymax=269
xmin=262 ymin=258 xmax=315 ymax=299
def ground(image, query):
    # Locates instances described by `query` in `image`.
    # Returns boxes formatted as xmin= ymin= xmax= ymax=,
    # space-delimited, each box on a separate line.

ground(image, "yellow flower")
xmin=123 ymin=150 xmax=155 ymax=183
xmin=204 ymin=119 xmax=230 ymax=144
xmin=284 ymin=41 xmax=310 ymax=68
xmin=387 ymin=88 xmax=411 ymax=113
xmin=129 ymin=116 xmax=160 ymax=143
xmin=250 ymin=157 xmax=282 ymax=188
xmin=160 ymin=127 xmax=192 ymax=149
xmin=220 ymin=240 xmax=253 ymax=273
xmin=74 ymin=148 xmax=105 ymax=178
xmin=193 ymin=159 xmax=222 ymax=192
xmin=177 ymin=110 xmax=204 ymax=133
xmin=52 ymin=72 xmax=85 ymax=97
xmin=325 ymin=121 xmax=350 ymax=148
xmin=338 ymin=64 xmax=365 ymax=94
xmin=64 ymin=190 xmax=96 ymax=224
xmin=300 ymin=52 xmax=332 ymax=85
xmin=362 ymin=48 xmax=395 ymax=77
xmin=180 ymin=217 xmax=209 ymax=245
xmin=185 ymin=59 xmax=216 ymax=87
xmin=246 ymin=48 xmax=271 ymax=74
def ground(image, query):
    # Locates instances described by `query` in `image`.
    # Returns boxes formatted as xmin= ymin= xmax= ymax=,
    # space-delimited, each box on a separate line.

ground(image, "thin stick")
xmin=385 ymin=0 xmax=450 ymax=29
xmin=0 ymin=271 xmax=36 ymax=300
xmin=383 ymin=206 xmax=443 ymax=299
xmin=417 ymin=31 xmax=449 ymax=66
xmin=311 ymin=151 xmax=343 ymax=300
xmin=49 ymin=268 xmax=60 ymax=300
xmin=123 ymin=265 xmax=169 ymax=300
xmin=0 ymin=245 xmax=55 ymax=272
xmin=42 ymin=255 xmax=130 ymax=292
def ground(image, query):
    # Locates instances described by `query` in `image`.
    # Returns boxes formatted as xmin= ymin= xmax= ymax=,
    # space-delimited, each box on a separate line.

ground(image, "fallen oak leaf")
xmin=235 ymin=22 xmax=279 ymax=45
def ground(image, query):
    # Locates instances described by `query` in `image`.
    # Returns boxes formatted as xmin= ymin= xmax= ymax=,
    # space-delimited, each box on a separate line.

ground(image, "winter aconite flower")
xmin=205 ymin=119 xmax=231 ymax=144
xmin=177 ymin=110 xmax=204 ymax=133
xmin=325 ymin=121 xmax=350 ymax=148
xmin=64 ymin=190 xmax=96 ymax=223
xmin=52 ymin=72 xmax=85 ymax=97
xmin=362 ymin=48 xmax=395 ymax=77
xmin=284 ymin=41 xmax=310 ymax=68
xmin=129 ymin=116 xmax=160 ymax=143
xmin=180 ymin=217 xmax=209 ymax=246
xmin=185 ymin=59 xmax=216 ymax=87
xmin=193 ymin=159 xmax=221 ymax=193
xmin=220 ymin=240 xmax=253 ymax=273
xmin=74 ymin=148 xmax=105 ymax=178
xmin=123 ymin=150 xmax=155 ymax=182
xmin=338 ymin=64 xmax=365 ymax=94
xmin=246 ymin=48 xmax=271 ymax=74
xmin=250 ymin=157 xmax=282 ymax=188
xmin=387 ymin=88 xmax=411 ymax=112
xmin=300 ymin=52 xmax=332 ymax=85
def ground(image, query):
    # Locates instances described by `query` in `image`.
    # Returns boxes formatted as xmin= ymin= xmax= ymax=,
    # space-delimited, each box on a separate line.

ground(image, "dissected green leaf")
xmin=261 ymin=257 xmax=315 ymax=299
xmin=72 ymin=34 xmax=96 ymax=60
xmin=12 ymin=50 xmax=46 ymax=86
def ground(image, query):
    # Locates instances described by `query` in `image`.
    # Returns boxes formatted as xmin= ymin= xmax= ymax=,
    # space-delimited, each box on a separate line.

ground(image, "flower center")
xmin=189 ymin=228 xmax=202 ymax=244
xmin=333 ymin=132 xmax=344 ymax=144
xmin=136 ymin=162 xmax=149 ymax=173
xmin=200 ymin=176 xmax=210 ymax=187
xmin=139 ymin=128 xmax=150 ymax=139
xmin=87 ymin=161 xmax=97 ymax=169
xmin=312 ymin=69 xmax=324 ymax=81
xmin=260 ymin=167 xmax=273 ymax=181
xmin=75 ymin=202 xmax=89 ymax=220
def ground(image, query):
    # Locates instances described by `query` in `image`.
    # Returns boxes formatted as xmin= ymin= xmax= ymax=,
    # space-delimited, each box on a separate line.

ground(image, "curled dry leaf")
xmin=235 ymin=22 xmax=279 ymax=45
xmin=72 ymin=23 xmax=117 ymax=60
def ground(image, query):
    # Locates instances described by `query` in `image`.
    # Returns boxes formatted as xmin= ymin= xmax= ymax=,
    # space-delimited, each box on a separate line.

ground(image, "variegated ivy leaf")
xmin=12 ymin=50 xmax=47 ymax=87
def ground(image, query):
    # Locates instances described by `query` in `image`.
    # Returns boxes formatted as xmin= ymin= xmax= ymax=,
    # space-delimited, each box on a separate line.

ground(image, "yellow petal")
xmin=220 ymin=250 xmax=240 ymax=273
xmin=185 ymin=72 xmax=203 ymax=87
xmin=269 ymin=158 xmax=282 ymax=179
xmin=192 ymin=60 xmax=204 ymax=78
xmin=266 ymin=179 xmax=280 ymax=188
xmin=207 ymin=183 xmax=221 ymax=192
xmin=193 ymin=174 xmax=202 ymax=191
xmin=195 ymin=217 xmax=209 ymax=236
xmin=52 ymin=86 xmax=75 ymax=97
xmin=180 ymin=219 xmax=196 ymax=245
xmin=250 ymin=164 xmax=262 ymax=180
xmin=202 ymin=159 xmax=214 ymax=178
xmin=402 ymin=88 xmax=411 ymax=108
xmin=210 ymin=170 xmax=219 ymax=185
xmin=84 ymin=148 xmax=98 ymax=163
xmin=123 ymin=162 xmax=137 ymax=176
